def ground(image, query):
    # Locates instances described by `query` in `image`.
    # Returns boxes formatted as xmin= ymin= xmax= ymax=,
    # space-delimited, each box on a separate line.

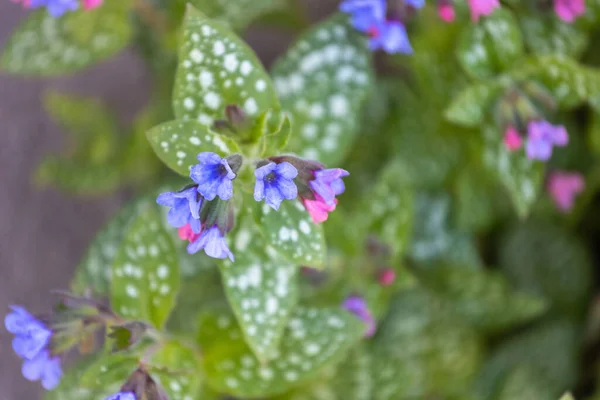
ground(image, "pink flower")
xmin=438 ymin=2 xmax=456 ymax=22
xmin=467 ymin=0 xmax=500 ymax=21
xmin=547 ymin=171 xmax=585 ymax=212
xmin=554 ymin=0 xmax=585 ymax=23
xmin=178 ymin=223 xmax=201 ymax=243
xmin=378 ymin=268 xmax=396 ymax=286
xmin=83 ymin=0 xmax=103 ymax=10
xmin=303 ymin=194 xmax=337 ymax=224
xmin=503 ymin=126 xmax=523 ymax=151
xmin=11 ymin=0 xmax=31 ymax=7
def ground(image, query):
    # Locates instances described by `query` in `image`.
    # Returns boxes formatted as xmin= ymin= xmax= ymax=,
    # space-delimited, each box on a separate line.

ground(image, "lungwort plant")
xmin=4 ymin=0 xmax=600 ymax=399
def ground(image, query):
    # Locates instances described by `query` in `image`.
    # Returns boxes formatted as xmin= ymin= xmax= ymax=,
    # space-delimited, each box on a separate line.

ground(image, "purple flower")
xmin=5 ymin=306 xmax=52 ymax=360
xmin=190 ymin=153 xmax=236 ymax=201
xmin=405 ymin=0 xmax=425 ymax=8
xmin=105 ymin=392 xmax=136 ymax=400
xmin=156 ymin=187 xmax=203 ymax=233
xmin=309 ymin=168 xmax=349 ymax=206
xmin=29 ymin=0 xmax=79 ymax=17
xmin=547 ymin=171 xmax=585 ymax=212
xmin=188 ymin=225 xmax=234 ymax=261
xmin=526 ymin=120 xmax=569 ymax=161
xmin=339 ymin=0 xmax=386 ymax=31
xmin=343 ymin=295 xmax=376 ymax=337
xmin=21 ymin=350 xmax=62 ymax=390
xmin=254 ymin=162 xmax=299 ymax=210
xmin=554 ymin=0 xmax=585 ymax=23
xmin=368 ymin=20 xmax=413 ymax=54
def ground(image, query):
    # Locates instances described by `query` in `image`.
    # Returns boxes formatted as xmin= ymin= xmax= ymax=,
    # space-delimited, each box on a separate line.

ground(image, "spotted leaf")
xmin=173 ymin=6 xmax=279 ymax=128
xmin=72 ymin=198 xmax=151 ymax=295
xmin=256 ymin=200 xmax=326 ymax=269
xmin=2 ymin=2 xmax=132 ymax=75
xmin=146 ymin=119 xmax=239 ymax=176
xmin=482 ymin=125 xmax=544 ymax=218
xmin=149 ymin=341 xmax=202 ymax=400
xmin=184 ymin=0 xmax=287 ymax=30
xmin=111 ymin=206 xmax=180 ymax=328
xmin=445 ymin=81 xmax=504 ymax=127
xmin=519 ymin=13 xmax=588 ymax=58
xmin=220 ymin=213 xmax=298 ymax=362
xmin=271 ymin=14 xmax=374 ymax=165
xmin=370 ymin=290 xmax=484 ymax=400
xmin=513 ymin=55 xmax=600 ymax=110
xmin=199 ymin=306 xmax=364 ymax=398
xmin=80 ymin=354 xmax=138 ymax=390
xmin=457 ymin=9 xmax=524 ymax=79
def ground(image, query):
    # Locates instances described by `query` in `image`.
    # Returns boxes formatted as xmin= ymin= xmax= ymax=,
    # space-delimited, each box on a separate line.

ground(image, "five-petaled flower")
xmin=105 ymin=392 xmax=136 ymax=400
xmin=254 ymin=162 xmax=299 ymax=210
xmin=554 ymin=0 xmax=585 ymax=23
xmin=547 ymin=171 xmax=585 ymax=212
xmin=156 ymin=187 xmax=202 ymax=233
xmin=31 ymin=0 xmax=79 ymax=17
xmin=339 ymin=0 xmax=415 ymax=54
xmin=5 ymin=306 xmax=62 ymax=390
xmin=526 ymin=120 xmax=569 ymax=161
xmin=310 ymin=168 xmax=349 ymax=206
xmin=467 ymin=0 xmax=500 ymax=21
xmin=343 ymin=295 xmax=376 ymax=337
xmin=190 ymin=152 xmax=236 ymax=201
xmin=188 ymin=225 xmax=234 ymax=261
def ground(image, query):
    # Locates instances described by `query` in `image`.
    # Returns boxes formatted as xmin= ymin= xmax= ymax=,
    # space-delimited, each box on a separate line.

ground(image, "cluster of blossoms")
xmin=10 ymin=0 xmax=102 ymax=17
xmin=158 ymin=152 xmax=348 ymax=262
xmin=5 ymin=306 xmax=62 ymax=390
xmin=339 ymin=0 xmax=425 ymax=54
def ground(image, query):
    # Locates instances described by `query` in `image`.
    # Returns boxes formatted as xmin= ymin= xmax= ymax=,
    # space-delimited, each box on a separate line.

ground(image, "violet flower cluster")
xmin=339 ymin=0 xmax=424 ymax=54
xmin=158 ymin=152 xmax=349 ymax=262
xmin=5 ymin=306 xmax=62 ymax=390
xmin=11 ymin=0 xmax=103 ymax=17
xmin=503 ymin=120 xmax=569 ymax=162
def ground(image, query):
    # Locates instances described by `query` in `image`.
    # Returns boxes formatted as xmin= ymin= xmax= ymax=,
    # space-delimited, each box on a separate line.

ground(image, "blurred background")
xmin=0 ymin=1 xmax=337 ymax=397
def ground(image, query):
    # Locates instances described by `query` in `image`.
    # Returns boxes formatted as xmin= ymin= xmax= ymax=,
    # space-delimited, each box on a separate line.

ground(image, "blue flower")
xmin=21 ymin=350 xmax=62 ymax=390
xmin=369 ymin=20 xmax=413 ymax=54
xmin=156 ymin=187 xmax=202 ymax=233
xmin=188 ymin=225 xmax=234 ymax=261
xmin=339 ymin=0 xmax=386 ymax=31
xmin=190 ymin=153 xmax=236 ymax=201
xmin=405 ymin=0 xmax=425 ymax=8
xmin=105 ymin=392 xmax=136 ymax=400
xmin=5 ymin=306 xmax=52 ymax=360
xmin=526 ymin=120 xmax=569 ymax=161
xmin=309 ymin=168 xmax=349 ymax=206
xmin=342 ymin=295 xmax=376 ymax=337
xmin=30 ymin=0 xmax=79 ymax=17
xmin=254 ymin=162 xmax=299 ymax=210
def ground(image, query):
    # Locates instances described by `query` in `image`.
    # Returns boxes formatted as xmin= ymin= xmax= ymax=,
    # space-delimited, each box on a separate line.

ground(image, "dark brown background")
xmin=0 ymin=1 xmax=336 ymax=398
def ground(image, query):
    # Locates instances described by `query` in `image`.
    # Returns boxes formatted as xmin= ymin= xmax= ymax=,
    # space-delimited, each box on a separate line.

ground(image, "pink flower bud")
xmin=438 ymin=3 xmax=456 ymax=22
xmin=83 ymin=0 xmax=103 ymax=10
xmin=547 ymin=171 xmax=585 ymax=212
xmin=378 ymin=268 xmax=396 ymax=286
xmin=503 ymin=126 xmax=523 ymax=151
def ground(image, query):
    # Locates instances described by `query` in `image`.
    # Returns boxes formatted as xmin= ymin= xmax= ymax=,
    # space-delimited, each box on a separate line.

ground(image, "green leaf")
xmin=513 ymin=55 xmax=600 ymax=109
xmin=496 ymin=366 xmax=556 ymax=400
xmin=111 ymin=206 xmax=180 ymax=328
xmin=361 ymin=159 xmax=415 ymax=261
xmin=219 ymin=213 xmax=299 ymax=361
xmin=80 ymin=353 xmax=138 ymax=390
xmin=44 ymin=356 xmax=121 ymax=400
xmin=256 ymin=199 xmax=326 ymax=268
xmin=445 ymin=81 xmax=504 ymax=127
xmin=416 ymin=266 xmax=548 ymax=334
xmin=199 ymin=306 xmax=364 ymax=397
xmin=146 ymin=119 xmax=239 ymax=176
xmin=482 ymin=125 xmax=544 ymax=218
xmin=72 ymin=198 xmax=151 ymax=295
xmin=408 ymin=192 xmax=483 ymax=269
xmin=457 ymin=9 xmax=524 ymax=79
xmin=173 ymin=6 xmax=280 ymax=127
xmin=184 ymin=0 xmax=287 ymax=29
xmin=149 ymin=341 xmax=202 ymax=400
xmin=271 ymin=14 xmax=374 ymax=164
xmin=499 ymin=220 xmax=593 ymax=318
xmin=474 ymin=319 xmax=580 ymax=399
xmin=370 ymin=289 xmax=484 ymax=400
xmin=519 ymin=13 xmax=588 ymax=58
xmin=2 ymin=3 xmax=132 ymax=75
